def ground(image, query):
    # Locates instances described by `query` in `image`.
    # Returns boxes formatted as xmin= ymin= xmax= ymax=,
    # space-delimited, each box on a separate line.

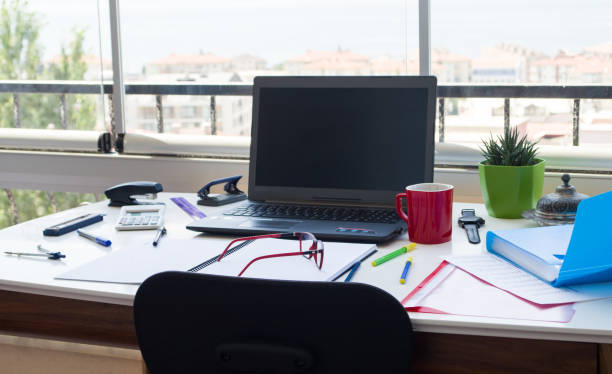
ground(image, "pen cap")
xmin=96 ymin=237 xmax=112 ymax=247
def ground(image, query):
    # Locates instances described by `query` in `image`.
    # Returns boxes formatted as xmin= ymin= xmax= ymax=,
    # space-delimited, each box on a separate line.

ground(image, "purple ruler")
xmin=170 ymin=197 xmax=206 ymax=219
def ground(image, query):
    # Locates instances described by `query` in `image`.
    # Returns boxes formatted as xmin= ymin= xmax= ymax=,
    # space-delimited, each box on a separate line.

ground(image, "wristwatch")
xmin=458 ymin=209 xmax=485 ymax=244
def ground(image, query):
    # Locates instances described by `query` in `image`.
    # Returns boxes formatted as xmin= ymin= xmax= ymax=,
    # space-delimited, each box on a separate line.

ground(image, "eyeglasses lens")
xmin=298 ymin=233 xmax=322 ymax=269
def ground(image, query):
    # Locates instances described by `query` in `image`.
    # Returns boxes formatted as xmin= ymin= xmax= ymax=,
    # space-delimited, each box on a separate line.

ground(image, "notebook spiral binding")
xmin=188 ymin=240 xmax=253 ymax=273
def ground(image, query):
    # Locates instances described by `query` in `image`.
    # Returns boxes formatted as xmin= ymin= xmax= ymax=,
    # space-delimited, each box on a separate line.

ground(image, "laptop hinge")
xmin=257 ymin=199 xmax=393 ymax=209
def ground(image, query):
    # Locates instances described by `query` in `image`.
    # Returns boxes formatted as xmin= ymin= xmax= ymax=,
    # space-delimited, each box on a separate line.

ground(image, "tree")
xmin=0 ymin=0 xmax=101 ymax=227
xmin=0 ymin=1 xmax=97 ymax=130
xmin=45 ymin=27 xmax=97 ymax=130
xmin=0 ymin=0 xmax=44 ymax=128
xmin=0 ymin=0 xmax=41 ymax=80
xmin=47 ymin=28 xmax=88 ymax=80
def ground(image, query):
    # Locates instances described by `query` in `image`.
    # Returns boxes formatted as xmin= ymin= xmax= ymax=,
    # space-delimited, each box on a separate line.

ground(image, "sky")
xmin=24 ymin=0 xmax=612 ymax=75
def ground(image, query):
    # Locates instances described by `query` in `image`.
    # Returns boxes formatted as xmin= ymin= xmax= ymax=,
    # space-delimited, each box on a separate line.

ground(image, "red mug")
xmin=395 ymin=183 xmax=454 ymax=244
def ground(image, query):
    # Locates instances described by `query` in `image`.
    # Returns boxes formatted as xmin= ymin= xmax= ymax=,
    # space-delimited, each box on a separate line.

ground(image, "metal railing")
xmin=0 ymin=80 xmax=251 ymax=136
xmin=436 ymin=85 xmax=611 ymax=146
xmin=1 ymin=80 xmax=611 ymax=145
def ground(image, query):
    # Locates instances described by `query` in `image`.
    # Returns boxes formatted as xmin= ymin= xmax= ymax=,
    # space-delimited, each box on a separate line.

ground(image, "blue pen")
xmin=400 ymin=257 xmax=413 ymax=284
xmin=345 ymin=262 xmax=361 ymax=282
xmin=77 ymin=229 xmax=112 ymax=247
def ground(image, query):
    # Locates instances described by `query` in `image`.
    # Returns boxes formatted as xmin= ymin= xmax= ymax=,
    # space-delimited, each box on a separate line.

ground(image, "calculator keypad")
xmin=115 ymin=205 xmax=165 ymax=231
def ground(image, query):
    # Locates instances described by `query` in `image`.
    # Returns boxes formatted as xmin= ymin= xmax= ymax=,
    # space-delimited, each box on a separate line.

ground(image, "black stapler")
xmin=104 ymin=181 xmax=164 ymax=207
xmin=197 ymin=175 xmax=247 ymax=206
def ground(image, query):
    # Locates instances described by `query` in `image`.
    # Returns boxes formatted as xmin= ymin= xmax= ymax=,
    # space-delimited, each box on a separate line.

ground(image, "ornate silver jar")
xmin=522 ymin=174 xmax=589 ymax=226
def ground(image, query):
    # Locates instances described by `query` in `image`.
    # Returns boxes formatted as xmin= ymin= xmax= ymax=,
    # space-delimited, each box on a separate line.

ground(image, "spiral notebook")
xmin=56 ymin=237 xmax=376 ymax=284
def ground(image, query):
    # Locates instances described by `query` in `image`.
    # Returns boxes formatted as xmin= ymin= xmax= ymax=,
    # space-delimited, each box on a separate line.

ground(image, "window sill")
xmin=1 ymin=130 xmax=610 ymax=198
xmin=0 ymin=149 xmax=610 ymax=202
xmin=0 ymin=128 xmax=101 ymax=153
xmin=2 ymin=128 xmax=611 ymax=173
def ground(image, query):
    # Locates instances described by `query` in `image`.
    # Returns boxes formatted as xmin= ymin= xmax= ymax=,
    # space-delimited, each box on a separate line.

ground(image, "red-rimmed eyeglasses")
xmin=217 ymin=232 xmax=324 ymax=276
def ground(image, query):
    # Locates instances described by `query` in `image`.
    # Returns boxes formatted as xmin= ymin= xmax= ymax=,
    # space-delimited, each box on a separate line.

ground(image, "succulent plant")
xmin=480 ymin=126 xmax=539 ymax=166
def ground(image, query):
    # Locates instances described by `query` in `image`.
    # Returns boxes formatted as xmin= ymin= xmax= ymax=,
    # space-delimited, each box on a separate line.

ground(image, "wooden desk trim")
xmin=0 ymin=289 xmax=606 ymax=374
xmin=0 ymin=290 xmax=135 ymax=348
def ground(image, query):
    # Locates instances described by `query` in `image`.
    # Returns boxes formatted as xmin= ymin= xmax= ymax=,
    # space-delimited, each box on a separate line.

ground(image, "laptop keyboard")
xmin=224 ymin=203 xmax=400 ymax=224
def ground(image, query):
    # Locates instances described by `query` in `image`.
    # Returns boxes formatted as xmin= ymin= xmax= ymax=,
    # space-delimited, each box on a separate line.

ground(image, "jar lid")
xmin=532 ymin=174 xmax=589 ymax=223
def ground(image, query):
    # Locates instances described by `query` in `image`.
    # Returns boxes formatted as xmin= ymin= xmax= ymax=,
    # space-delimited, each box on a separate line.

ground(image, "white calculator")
xmin=115 ymin=205 xmax=166 ymax=230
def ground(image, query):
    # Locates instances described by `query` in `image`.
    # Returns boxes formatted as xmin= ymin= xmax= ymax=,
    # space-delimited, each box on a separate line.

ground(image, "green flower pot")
xmin=478 ymin=159 xmax=545 ymax=218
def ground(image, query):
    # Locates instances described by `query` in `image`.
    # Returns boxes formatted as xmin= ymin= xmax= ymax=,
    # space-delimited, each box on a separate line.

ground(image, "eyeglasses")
xmin=217 ymin=232 xmax=324 ymax=277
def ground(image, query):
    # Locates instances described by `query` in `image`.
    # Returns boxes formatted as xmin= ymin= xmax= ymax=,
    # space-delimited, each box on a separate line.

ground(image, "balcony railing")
xmin=2 ymin=80 xmax=611 ymax=147
xmin=436 ymin=85 xmax=612 ymax=145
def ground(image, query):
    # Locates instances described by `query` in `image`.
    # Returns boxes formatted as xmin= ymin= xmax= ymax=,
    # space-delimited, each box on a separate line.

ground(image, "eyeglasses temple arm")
xmin=217 ymin=233 xmax=283 ymax=261
xmin=237 ymin=250 xmax=321 ymax=276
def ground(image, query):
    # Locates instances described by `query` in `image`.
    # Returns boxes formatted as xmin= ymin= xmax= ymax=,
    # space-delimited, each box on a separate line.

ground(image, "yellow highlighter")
xmin=371 ymin=243 xmax=416 ymax=267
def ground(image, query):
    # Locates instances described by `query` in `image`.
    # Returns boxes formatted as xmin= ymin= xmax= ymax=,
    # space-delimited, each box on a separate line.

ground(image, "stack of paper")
xmin=403 ymin=261 xmax=575 ymax=323
xmin=445 ymin=254 xmax=612 ymax=304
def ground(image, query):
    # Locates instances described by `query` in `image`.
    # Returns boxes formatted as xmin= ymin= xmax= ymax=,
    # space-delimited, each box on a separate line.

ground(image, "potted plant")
xmin=479 ymin=127 xmax=545 ymax=218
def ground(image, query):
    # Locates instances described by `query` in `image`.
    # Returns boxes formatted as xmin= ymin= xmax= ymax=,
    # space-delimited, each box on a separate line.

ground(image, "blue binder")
xmin=486 ymin=190 xmax=612 ymax=287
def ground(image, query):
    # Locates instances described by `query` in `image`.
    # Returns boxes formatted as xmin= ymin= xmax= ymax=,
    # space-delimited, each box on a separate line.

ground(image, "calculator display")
xmin=125 ymin=211 xmax=158 ymax=216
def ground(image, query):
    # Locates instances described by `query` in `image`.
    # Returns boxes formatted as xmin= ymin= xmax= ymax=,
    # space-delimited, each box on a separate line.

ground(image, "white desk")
xmin=1 ymin=193 xmax=610 ymax=373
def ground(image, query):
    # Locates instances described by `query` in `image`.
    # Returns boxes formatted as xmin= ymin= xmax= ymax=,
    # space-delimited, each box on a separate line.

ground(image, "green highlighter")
xmin=372 ymin=243 xmax=416 ymax=267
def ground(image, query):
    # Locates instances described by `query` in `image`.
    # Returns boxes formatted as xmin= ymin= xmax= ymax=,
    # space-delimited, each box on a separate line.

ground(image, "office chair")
xmin=134 ymin=271 xmax=413 ymax=373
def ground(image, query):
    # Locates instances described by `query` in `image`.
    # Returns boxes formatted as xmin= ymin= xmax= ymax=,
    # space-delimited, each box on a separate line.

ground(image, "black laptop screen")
xmin=254 ymin=86 xmax=430 ymax=192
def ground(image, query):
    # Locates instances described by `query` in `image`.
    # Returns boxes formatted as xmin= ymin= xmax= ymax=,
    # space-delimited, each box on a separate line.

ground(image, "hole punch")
xmin=197 ymin=175 xmax=247 ymax=207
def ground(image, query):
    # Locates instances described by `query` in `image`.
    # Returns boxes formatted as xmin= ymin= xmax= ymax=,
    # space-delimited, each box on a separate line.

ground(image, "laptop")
xmin=187 ymin=75 xmax=437 ymax=243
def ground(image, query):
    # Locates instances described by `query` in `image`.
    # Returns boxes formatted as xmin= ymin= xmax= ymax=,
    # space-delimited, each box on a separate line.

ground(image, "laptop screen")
xmin=249 ymin=76 xmax=436 ymax=206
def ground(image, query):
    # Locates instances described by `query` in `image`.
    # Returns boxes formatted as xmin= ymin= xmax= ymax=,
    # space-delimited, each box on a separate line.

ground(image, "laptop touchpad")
xmin=240 ymin=219 xmax=300 ymax=230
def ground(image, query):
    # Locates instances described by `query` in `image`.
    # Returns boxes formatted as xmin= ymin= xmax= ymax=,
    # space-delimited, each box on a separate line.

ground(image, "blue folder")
xmin=557 ymin=190 xmax=612 ymax=286
xmin=486 ymin=190 xmax=612 ymax=287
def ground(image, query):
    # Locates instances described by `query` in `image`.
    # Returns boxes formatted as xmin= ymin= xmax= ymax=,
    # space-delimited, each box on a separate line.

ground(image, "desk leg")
xmin=601 ymin=344 xmax=612 ymax=374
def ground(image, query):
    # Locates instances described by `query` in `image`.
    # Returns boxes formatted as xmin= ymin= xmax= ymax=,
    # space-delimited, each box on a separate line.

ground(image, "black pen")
xmin=152 ymin=226 xmax=166 ymax=247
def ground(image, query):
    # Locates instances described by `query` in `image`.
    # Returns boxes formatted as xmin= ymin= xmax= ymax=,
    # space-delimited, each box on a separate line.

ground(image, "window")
xmin=120 ymin=0 xmax=419 ymax=137
xmin=0 ymin=1 xmax=112 ymax=227
xmin=0 ymin=0 xmax=111 ymax=133
xmin=432 ymin=0 xmax=612 ymax=147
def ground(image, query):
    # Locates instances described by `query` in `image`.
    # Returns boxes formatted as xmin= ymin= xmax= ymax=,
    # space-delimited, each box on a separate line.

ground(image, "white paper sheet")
xmin=403 ymin=262 xmax=574 ymax=323
xmin=445 ymin=254 xmax=612 ymax=304
xmin=57 ymin=237 xmax=375 ymax=284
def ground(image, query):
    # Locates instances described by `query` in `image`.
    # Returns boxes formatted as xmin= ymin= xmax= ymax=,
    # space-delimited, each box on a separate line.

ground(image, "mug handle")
xmin=395 ymin=193 xmax=409 ymax=223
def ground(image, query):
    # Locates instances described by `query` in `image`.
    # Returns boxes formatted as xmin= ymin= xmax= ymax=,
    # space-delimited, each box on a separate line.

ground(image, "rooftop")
xmin=148 ymin=53 xmax=230 ymax=66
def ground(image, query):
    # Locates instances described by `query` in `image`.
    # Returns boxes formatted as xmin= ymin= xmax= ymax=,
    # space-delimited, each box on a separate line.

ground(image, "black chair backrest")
xmin=134 ymin=271 xmax=412 ymax=373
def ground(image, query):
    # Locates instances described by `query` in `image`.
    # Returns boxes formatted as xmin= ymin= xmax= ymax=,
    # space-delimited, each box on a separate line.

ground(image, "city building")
xmin=431 ymin=48 xmax=471 ymax=83
xmin=144 ymin=52 xmax=231 ymax=77
xmin=471 ymin=46 xmax=526 ymax=83
xmin=128 ymin=53 xmax=269 ymax=136
xmin=584 ymin=41 xmax=612 ymax=59
xmin=283 ymin=49 xmax=371 ymax=75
